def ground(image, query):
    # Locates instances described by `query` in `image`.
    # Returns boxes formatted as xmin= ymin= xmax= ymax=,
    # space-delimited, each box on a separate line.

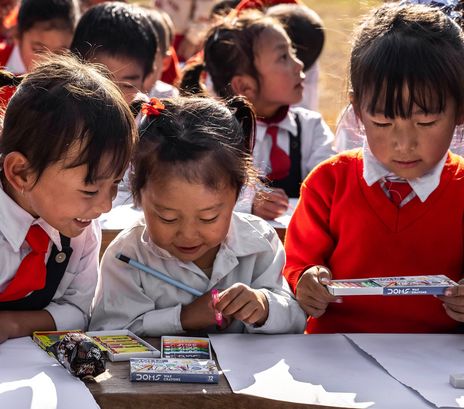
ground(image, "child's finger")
xmin=443 ymin=303 xmax=464 ymax=322
xmin=442 ymin=284 xmax=464 ymax=297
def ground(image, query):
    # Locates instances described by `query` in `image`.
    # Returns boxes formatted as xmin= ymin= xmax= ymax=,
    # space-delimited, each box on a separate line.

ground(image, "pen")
xmin=116 ymin=253 xmax=203 ymax=297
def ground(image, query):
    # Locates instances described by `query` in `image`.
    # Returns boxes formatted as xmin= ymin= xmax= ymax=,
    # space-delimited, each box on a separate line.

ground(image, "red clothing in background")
xmin=284 ymin=149 xmax=464 ymax=334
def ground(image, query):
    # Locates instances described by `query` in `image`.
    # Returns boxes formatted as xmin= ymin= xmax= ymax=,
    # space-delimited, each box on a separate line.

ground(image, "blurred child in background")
xmin=0 ymin=0 xmax=80 ymax=106
xmin=181 ymin=10 xmax=334 ymax=220
xmin=71 ymin=2 xmax=157 ymax=104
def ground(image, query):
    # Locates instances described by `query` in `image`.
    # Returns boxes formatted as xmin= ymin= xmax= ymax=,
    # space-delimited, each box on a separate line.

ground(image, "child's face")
xmin=140 ymin=176 xmax=237 ymax=270
xmin=17 ymin=22 xmax=73 ymax=72
xmin=20 ymin=148 xmax=121 ymax=238
xmin=252 ymin=26 xmax=304 ymax=117
xmin=359 ymin=95 xmax=460 ymax=179
xmin=93 ymin=53 xmax=146 ymax=104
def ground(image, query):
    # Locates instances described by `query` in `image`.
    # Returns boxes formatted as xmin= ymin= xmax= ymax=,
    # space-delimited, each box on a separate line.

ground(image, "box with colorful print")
xmin=86 ymin=330 xmax=160 ymax=361
xmin=326 ymin=275 xmax=458 ymax=296
xmin=130 ymin=358 xmax=219 ymax=383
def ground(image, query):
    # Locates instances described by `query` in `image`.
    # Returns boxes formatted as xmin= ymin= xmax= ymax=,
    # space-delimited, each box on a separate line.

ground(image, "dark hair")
xmin=130 ymin=96 xmax=257 ymax=204
xmin=71 ymin=2 xmax=157 ymax=78
xmin=210 ymin=0 xmax=241 ymax=18
xmin=145 ymin=8 xmax=169 ymax=57
xmin=266 ymin=4 xmax=324 ymax=72
xmin=17 ymin=0 xmax=80 ymax=36
xmin=180 ymin=10 xmax=281 ymax=98
xmin=0 ymin=53 xmax=136 ymax=184
xmin=351 ymin=3 xmax=464 ymax=118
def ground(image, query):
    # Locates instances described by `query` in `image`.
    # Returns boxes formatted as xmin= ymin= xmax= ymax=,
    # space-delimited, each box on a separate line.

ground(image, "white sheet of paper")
xmin=209 ymin=333 xmax=433 ymax=408
xmin=0 ymin=337 xmax=100 ymax=409
xmin=98 ymin=204 xmax=142 ymax=230
xmin=345 ymin=333 xmax=464 ymax=408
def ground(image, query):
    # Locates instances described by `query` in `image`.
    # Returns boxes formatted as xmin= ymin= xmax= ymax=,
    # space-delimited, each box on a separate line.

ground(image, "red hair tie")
xmin=141 ymin=98 xmax=165 ymax=117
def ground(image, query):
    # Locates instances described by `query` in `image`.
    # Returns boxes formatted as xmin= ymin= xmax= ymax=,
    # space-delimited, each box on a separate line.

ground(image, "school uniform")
xmin=255 ymin=107 xmax=334 ymax=196
xmin=0 ymin=183 xmax=100 ymax=330
xmin=90 ymin=212 xmax=307 ymax=336
xmin=284 ymin=146 xmax=464 ymax=333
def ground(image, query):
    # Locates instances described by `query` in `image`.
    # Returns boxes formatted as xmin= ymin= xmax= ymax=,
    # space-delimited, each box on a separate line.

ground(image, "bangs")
xmin=357 ymin=35 xmax=454 ymax=118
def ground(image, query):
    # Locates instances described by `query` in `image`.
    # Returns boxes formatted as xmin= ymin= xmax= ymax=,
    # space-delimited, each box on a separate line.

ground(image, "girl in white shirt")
xmin=0 ymin=55 xmax=136 ymax=343
xmin=181 ymin=10 xmax=334 ymax=220
xmin=90 ymin=96 xmax=306 ymax=336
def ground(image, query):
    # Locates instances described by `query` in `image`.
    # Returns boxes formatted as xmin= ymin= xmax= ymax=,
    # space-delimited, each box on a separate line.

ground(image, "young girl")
xmin=284 ymin=3 xmax=464 ymax=334
xmin=90 ymin=96 xmax=306 ymax=336
xmin=181 ymin=10 xmax=334 ymax=220
xmin=0 ymin=54 xmax=136 ymax=343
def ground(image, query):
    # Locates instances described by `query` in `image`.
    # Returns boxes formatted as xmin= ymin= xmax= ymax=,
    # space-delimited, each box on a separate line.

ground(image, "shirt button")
xmin=55 ymin=252 xmax=67 ymax=263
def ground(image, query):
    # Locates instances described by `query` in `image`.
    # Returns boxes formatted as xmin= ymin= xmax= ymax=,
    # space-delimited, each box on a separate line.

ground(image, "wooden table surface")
xmin=87 ymin=338 xmax=336 ymax=409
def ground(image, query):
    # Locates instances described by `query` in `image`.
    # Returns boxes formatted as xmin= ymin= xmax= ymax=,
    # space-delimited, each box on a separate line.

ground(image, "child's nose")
xmin=178 ymin=221 xmax=199 ymax=240
xmin=94 ymin=192 xmax=113 ymax=215
xmin=394 ymin=128 xmax=417 ymax=152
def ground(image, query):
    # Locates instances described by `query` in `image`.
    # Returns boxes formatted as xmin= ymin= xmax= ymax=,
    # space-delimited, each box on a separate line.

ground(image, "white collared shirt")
xmin=5 ymin=44 xmax=26 ymax=74
xmin=254 ymin=106 xmax=335 ymax=179
xmin=90 ymin=212 xmax=306 ymax=336
xmin=0 ymin=183 xmax=100 ymax=330
xmin=362 ymin=141 xmax=447 ymax=202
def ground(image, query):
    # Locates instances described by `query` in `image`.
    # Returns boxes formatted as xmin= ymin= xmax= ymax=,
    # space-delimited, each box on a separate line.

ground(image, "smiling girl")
xmin=90 ymin=96 xmax=306 ymax=336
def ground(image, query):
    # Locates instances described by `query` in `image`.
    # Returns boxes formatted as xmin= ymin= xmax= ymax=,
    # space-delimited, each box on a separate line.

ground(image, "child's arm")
xmin=438 ymin=282 xmax=464 ymax=321
xmin=0 ymin=310 xmax=56 ymax=343
xmin=44 ymin=222 xmax=100 ymax=331
xmin=216 ymin=216 xmax=306 ymax=334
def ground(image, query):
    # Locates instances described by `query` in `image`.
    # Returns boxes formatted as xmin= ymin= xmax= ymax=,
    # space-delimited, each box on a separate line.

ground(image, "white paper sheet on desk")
xmin=345 ymin=333 xmax=464 ymax=408
xmin=98 ymin=204 xmax=143 ymax=230
xmin=0 ymin=337 xmax=100 ymax=409
xmin=209 ymin=333 xmax=434 ymax=408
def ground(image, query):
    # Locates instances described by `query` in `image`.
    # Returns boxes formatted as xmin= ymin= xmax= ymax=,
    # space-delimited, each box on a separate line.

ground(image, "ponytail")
xmin=179 ymin=61 xmax=206 ymax=96
xmin=0 ymin=71 xmax=23 ymax=88
xmin=129 ymin=92 xmax=150 ymax=118
xmin=227 ymin=96 xmax=256 ymax=153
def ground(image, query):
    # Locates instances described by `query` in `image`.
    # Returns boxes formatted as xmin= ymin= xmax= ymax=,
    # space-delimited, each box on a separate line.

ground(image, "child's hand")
xmin=438 ymin=281 xmax=464 ymax=321
xmin=295 ymin=266 xmax=342 ymax=318
xmin=252 ymin=188 xmax=289 ymax=220
xmin=216 ymin=283 xmax=269 ymax=327
xmin=180 ymin=292 xmax=219 ymax=331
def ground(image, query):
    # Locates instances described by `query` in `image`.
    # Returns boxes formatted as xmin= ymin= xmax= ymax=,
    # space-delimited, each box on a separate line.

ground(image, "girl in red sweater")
xmin=284 ymin=3 xmax=464 ymax=334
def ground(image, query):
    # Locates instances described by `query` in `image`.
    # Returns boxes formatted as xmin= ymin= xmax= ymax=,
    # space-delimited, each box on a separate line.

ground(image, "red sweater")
xmin=284 ymin=149 xmax=464 ymax=333
xmin=0 ymin=41 xmax=16 ymax=107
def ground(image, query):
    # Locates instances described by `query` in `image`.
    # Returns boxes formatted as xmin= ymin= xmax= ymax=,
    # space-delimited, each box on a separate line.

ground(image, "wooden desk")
xmin=87 ymin=338 xmax=336 ymax=409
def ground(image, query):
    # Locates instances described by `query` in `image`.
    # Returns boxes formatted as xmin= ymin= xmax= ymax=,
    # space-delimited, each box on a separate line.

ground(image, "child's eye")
xmin=372 ymin=121 xmax=391 ymax=128
xmin=417 ymin=121 xmax=437 ymax=127
xmin=200 ymin=216 xmax=218 ymax=223
xmin=81 ymin=190 xmax=98 ymax=196
xmin=158 ymin=215 xmax=177 ymax=223
xmin=280 ymin=53 xmax=288 ymax=61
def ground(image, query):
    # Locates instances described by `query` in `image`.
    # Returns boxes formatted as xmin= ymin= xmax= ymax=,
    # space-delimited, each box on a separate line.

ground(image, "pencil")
xmin=116 ymin=253 xmax=203 ymax=297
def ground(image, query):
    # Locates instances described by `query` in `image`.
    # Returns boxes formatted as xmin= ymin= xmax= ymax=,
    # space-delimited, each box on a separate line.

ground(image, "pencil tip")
xmin=116 ymin=253 xmax=130 ymax=263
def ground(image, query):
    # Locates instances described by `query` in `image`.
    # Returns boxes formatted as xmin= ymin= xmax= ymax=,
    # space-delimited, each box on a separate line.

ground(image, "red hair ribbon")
xmin=141 ymin=98 xmax=165 ymax=117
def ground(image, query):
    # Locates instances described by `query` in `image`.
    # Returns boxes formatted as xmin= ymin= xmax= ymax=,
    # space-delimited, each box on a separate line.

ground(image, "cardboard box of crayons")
xmin=33 ymin=330 xmax=84 ymax=351
xmin=86 ymin=330 xmax=160 ymax=362
xmin=161 ymin=336 xmax=212 ymax=359
xmin=327 ymin=274 xmax=458 ymax=296
xmin=130 ymin=357 xmax=219 ymax=383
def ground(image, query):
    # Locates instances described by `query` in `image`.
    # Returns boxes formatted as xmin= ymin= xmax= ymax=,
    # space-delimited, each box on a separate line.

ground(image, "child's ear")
xmin=231 ymin=75 xmax=257 ymax=101
xmin=2 ymin=152 xmax=36 ymax=193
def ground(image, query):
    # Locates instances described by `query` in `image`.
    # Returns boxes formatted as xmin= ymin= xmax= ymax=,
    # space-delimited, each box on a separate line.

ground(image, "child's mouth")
xmin=394 ymin=159 xmax=421 ymax=168
xmin=175 ymin=245 xmax=202 ymax=254
xmin=74 ymin=217 xmax=92 ymax=228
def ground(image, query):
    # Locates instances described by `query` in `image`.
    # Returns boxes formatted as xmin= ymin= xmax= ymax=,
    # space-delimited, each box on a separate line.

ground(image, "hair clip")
xmin=141 ymin=98 xmax=165 ymax=117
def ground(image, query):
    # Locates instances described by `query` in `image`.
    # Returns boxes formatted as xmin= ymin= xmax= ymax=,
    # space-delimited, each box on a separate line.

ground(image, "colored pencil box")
xmin=130 ymin=358 xmax=219 ymax=383
xmin=326 ymin=274 xmax=458 ymax=296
